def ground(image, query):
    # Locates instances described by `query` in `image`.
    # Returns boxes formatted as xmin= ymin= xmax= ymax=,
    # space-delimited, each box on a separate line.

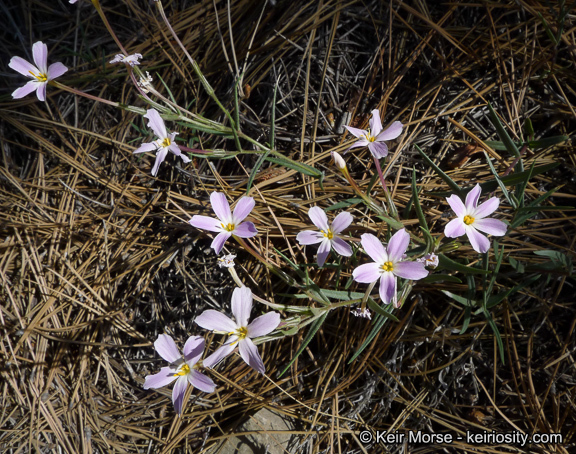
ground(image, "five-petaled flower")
xmin=195 ymin=286 xmax=280 ymax=374
xmin=110 ymin=53 xmax=143 ymax=66
xmin=133 ymin=108 xmax=191 ymax=176
xmin=143 ymin=334 xmax=216 ymax=415
xmin=344 ymin=109 xmax=403 ymax=159
xmin=444 ymin=184 xmax=507 ymax=253
xmin=189 ymin=192 xmax=258 ymax=254
xmin=9 ymin=41 xmax=68 ymax=102
xmin=352 ymin=230 xmax=428 ymax=307
xmin=296 ymin=207 xmax=353 ymax=267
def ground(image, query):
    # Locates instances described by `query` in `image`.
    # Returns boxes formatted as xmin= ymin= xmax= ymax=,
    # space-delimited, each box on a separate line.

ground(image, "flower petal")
xmin=344 ymin=125 xmax=367 ymax=139
xmin=393 ymin=261 xmax=429 ymax=280
xmin=35 ymin=83 xmax=47 ymax=102
xmin=183 ymin=336 xmax=205 ymax=367
xmin=446 ymin=194 xmax=466 ymax=218
xmin=379 ymin=272 xmax=396 ymax=305
xmin=210 ymin=192 xmax=231 ymax=223
xmin=188 ymin=370 xmax=216 ymax=393
xmin=32 ymin=41 xmax=48 ymax=73
xmin=352 ymin=262 xmax=381 ymax=283
xmin=189 ymin=215 xmax=222 ymax=233
xmin=331 ymin=211 xmax=353 ymax=234
xmin=172 ymin=375 xmax=188 ymax=414
xmin=473 ymin=218 xmax=507 ymax=236
xmin=296 ymin=230 xmax=323 ymax=245
xmin=444 ymin=218 xmax=465 ymax=238
xmin=308 ymin=206 xmax=329 ymax=231
xmin=232 ymin=286 xmax=252 ymax=328
xmin=369 ymin=109 xmax=383 ymax=136
xmin=360 ymin=233 xmax=387 ymax=263
xmin=466 ymin=227 xmax=490 ymax=253
xmin=368 ymin=141 xmax=389 ymax=159
xmin=376 ymin=121 xmax=403 ymax=141
xmin=195 ymin=309 xmax=237 ymax=333
xmin=232 ymin=197 xmax=255 ymax=223
xmin=9 ymin=56 xmax=37 ymax=77
xmin=133 ymin=141 xmax=157 ymax=154
xmin=154 ymin=334 xmax=182 ymax=363
xmin=151 ymin=148 xmax=168 ymax=176
xmin=144 ymin=108 xmax=167 ymax=139
xmin=232 ymin=221 xmax=258 ymax=238
xmin=211 ymin=231 xmax=231 ymax=254
xmin=238 ymin=338 xmax=265 ymax=374
xmin=202 ymin=343 xmax=236 ymax=368
xmin=349 ymin=139 xmax=370 ymax=149
xmin=11 ymin=81 xmax=40 ymax=99
xmin=247 ymin=311 xmax=280 ymax=338
xmin=317 ymin=239 xmax=331 ymax=266
xmin=465 ymin=184 xmax=482 ymax=210
xmin=143 ymin=367 xmax=177 ymax=390
xmin=472 ymin=197 xmax=499 ymax=219
xmin=386 ymin=229 xmax=410 ymax=262
xmin=331 ymin=236 xmax=352 ymax=257
xmin=47 ymin=62 xmax=68 ymax=80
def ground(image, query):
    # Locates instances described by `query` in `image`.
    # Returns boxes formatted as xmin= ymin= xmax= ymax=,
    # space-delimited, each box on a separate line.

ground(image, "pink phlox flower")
xmin=110 ymin=53 xmax=143 ymax=66
xmin=195 ymin=286 xmax=280 ymax=374
xmin=143 ymin=334 xmax=216 ymax=415
xmin=352 ymin=230 xmax=429 ymax=307
xmin=444 ymin=184 xmax=508 ymax=253
xmin=133 ymin=108 xmax=191 ymax=176
xmin=344 ymin=109 xmax=403 ymax=159
xmin=189 ymin=192 xmax=258 ymax=254
xmin=417 ymin=253 xmax=439 ymax=269
xmin=296 ymin=207 xmax=353 ymax=267
xmin=9 ymin=41 xmax=68 ymax=102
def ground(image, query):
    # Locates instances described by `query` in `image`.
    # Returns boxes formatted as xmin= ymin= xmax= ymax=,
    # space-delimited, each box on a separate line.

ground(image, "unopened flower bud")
xmin=331 ymin=151 xmax=346 ymax=170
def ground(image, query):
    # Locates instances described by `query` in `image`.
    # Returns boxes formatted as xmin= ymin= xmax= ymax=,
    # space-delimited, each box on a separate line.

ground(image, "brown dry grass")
xmin=1 ymin=0 xmax=575 ymax=452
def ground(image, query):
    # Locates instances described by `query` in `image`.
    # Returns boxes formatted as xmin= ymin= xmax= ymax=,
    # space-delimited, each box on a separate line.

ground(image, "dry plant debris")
xmin=0 ymin=0 xmax=575 ymax=453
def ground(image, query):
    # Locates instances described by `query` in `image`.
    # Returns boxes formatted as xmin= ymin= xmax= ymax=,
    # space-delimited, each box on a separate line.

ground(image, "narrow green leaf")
xmin=442 ymin=290 xmax=476 ymax=306
xmin=484 ymin=152 xmax=515 ymax=209
xmin=414 ymin=144 xmax=463 ymax=196
xmin=278 ymin=312 xmax=328 ymax=377
xmin=421 ymin=274 xmax=462 ymax=284
xmin=265 ymin=156 xmax=322 ymax=178
xmin=438 ymin=254 xmax=489 ymax=274
xmin=527 ymin=135 xmax=568 ymax=149
xmin=246 ymin=149 xmax=271 ymax=194
xmin=366 ymin=298 xmax=399 ymax=322
xmin=411 ymin=167 xmax=429 ymax=231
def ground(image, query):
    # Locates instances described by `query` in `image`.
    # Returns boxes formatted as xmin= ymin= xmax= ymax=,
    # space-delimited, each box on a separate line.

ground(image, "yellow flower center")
xmin=237 ymin=326 xmax=248 ymax=339
xmin=363 ymin=131 xmax=376 ymax=142
xmin=463 ymin=215 xmax=475 ymax=225
xmin=174 ymin=364 xmax=190 ymax=376
xmin=160 ymin=137 xmax=171 ymax=148
xmin=381 ymin=261 xmax=394 ymax=272
xmin=221 ymin=222 xmax=235 ymax=232
xmin=29 ymin=71 xmax=47 ymax=82
xmin=321 ymin=229 xmax=334 ymax=240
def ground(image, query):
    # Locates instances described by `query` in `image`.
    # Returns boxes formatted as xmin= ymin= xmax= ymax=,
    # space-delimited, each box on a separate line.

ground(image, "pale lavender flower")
xmin=444 ymin=184 xmax=507 ymax=253
xmin=143 ymin=334 xmax=215 ymax=415
xmin=296 ymin=207 xmax=353 ymax=267
xmin=9 ymin=41 xmax=68 ymax=102
xmin=418 ymin=253 xmax=439 ymax=269
xmin=189 ymin=192 xmax=258 ymax=254
xmin=110 ymin=53 xmax=143 ymax=66
xmin=195 ymin=286 xmax=280 ymax=374
xmin=69 ymin=0 xmax=78 ymax=3
xmin=133 ymin=108 xmax=191 ymax=176
xmin=344 ymin=109 xmax=403 ymax=159
xmin=352 ymin=230 xmax=428 ymax=307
